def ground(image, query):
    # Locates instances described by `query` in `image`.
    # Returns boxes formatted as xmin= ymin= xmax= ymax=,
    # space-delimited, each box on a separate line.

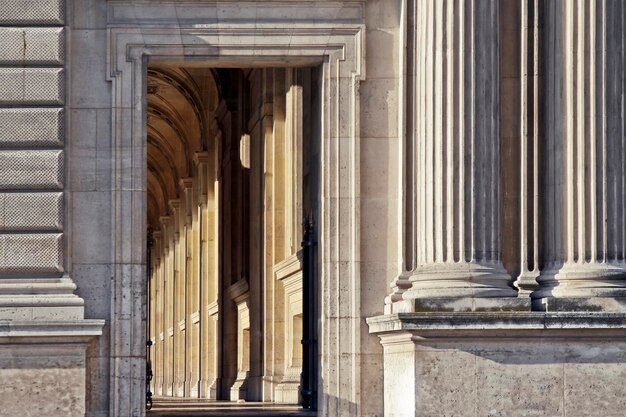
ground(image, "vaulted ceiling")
xmin=146 ymin=67 xmax=219 ymax=230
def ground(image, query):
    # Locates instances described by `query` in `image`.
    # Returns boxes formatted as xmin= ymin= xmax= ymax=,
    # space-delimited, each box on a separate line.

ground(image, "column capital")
xmin=179 ymin=178 xmax=194 ymax=225
xmin=193 ymin=151 xmax=210 ymax=167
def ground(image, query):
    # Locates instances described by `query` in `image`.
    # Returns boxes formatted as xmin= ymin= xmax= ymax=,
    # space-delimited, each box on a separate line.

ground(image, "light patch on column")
xmin=0 ymin=150 xmax=64 ymax=190
xmin=0 ymin=233 xmax=63 ymax=274
xmin=0 ymin=108 xmax=64 ymax=147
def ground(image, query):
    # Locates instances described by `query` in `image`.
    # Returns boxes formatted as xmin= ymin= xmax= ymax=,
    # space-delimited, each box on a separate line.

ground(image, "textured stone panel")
xmin=0 ymin=108 xmax=64 ymax=147
xmin=0 ymin=192 xmax=63 ymax=231
xmin=0 ymin=29 xmax=25 ymax=63
xmin=0 ymin=0 xmax=64 ymax=25
xmin=0 ymin=68 xmax=64 ymax=105
xmin=0 ymin=233 xmax=63 ymax=274
xmin=0 ymin=345 xmax=85 ymax=417
xmin=0 ymin=150 xmax=63 ymax=190
xmin=0 ymin=28 xmax=64 ymax=65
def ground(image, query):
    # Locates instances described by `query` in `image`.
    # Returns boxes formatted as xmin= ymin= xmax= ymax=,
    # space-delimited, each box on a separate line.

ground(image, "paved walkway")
xmin=147 ymin=397 xmax=317 ymax=417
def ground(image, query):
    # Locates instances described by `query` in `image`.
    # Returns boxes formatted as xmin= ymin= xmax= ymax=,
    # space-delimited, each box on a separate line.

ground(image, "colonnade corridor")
xmin=145 ymin=66 xmax=321 ymax=414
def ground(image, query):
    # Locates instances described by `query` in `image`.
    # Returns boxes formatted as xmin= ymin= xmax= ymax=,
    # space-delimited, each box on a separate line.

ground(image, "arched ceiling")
xmin=146 ymin=67 xmax=219 ymax=230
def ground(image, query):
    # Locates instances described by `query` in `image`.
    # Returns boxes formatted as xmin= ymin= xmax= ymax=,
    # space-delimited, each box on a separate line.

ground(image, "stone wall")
xmin=0 ymin=0 xmax=624 ymax=416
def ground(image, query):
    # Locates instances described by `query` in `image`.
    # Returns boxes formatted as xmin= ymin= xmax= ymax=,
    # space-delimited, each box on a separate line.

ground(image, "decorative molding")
xmin=207 ymin=301 xmax=219 ymax=317
xmin=0 ymin=320 xmax=104 ymax=340
xmin=107 ymin=1 xmax=364 ymax=26
xmin=190 ymin=311 xmax=200 ymax=324
xmin=226 ymin=279 xmax=249 ymax=301
xmin=274 ymin=250 xmax=303 ymax=282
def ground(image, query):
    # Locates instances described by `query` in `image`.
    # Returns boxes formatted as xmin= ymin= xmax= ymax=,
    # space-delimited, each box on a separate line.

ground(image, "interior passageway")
xmin=146 ymin=66 xmax=320 ymax=412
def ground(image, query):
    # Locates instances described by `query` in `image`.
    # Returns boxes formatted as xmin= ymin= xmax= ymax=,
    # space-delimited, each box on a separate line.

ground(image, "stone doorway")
xmin=145 ymin=66 xmax=320 ymax=408
xmin=106 ymin=6 xmax=364 ymax=414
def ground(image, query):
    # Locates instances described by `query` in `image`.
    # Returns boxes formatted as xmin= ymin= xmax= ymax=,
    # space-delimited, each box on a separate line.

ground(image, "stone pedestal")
xmin=274 ymin=253 xmax=303 ymax=403
xmin=0 ymin=320 xmax=103 ymax=417
xmin=368 ymin=312 xmax=626 ymax=417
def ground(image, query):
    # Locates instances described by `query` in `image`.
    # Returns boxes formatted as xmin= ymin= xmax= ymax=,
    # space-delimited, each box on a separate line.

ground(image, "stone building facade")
xmin=0 ymin=1 xmax=625 ymax=417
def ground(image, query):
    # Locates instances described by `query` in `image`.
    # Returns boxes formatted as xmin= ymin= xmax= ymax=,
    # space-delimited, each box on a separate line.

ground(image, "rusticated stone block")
xmin=0 ymin=68 xmax=64 ymax=105
xmin=0 ymin=0 xmax=64 ymax=25
xmin=0 ymin=150 xmax=64 ymax=190
xmin=0 ymin=233 xmax=63 ymax=274
xmin=0 ymin=108 xmax=64 ymax=147
xmin=0 ymin=28 xmax=64 ymax=65
xmin=0 ymin=192 xmax=63 ymax=231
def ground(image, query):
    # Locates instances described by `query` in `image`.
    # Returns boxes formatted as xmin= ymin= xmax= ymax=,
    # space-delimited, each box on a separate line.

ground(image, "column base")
xmin=230 ymin=370 xmax=249 ymax=401
xmin=189 ymin=380 xmax=200 ymax=397
xmin=534 ymin=262 xmax=626 ymax=295
xmin=154 ymin=377 xmax=163 ymax=396
xmin=175 ymin=378 xmax=185 ymax=396
xmin=208 ymin=377 xmax=220 ymax=399
xmin=400 ymin=261 xmax=518 ymax=301
xmin=274 ymin=367 xmax=302 ymax=404
xmin=368 ymin=312 xmax=626 ymax=417
xmin=0 ymin=278 xmax=85 ymax=320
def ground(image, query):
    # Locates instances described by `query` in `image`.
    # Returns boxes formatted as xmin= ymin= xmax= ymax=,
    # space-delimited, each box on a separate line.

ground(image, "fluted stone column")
xmin=388 ymin=0 xmax=519 ymax=312
xmin=533 ymin=0 xmax=626 ymax=311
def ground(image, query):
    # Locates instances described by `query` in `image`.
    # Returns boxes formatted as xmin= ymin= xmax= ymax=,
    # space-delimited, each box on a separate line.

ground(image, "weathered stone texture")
xmin=0 ymin=233 xmax=63 ymax=274
xmin=0 ymin=0 xmax=64 ymax=25
xmin=0 ymin=108 xmax=64 ymax=147
xmin=0 ymin=68 xmax=64 ymax=105
xmin=0 ymin=150 xmax=64 ymax=190
xmin=0 ymin=192 xmax=63 ymax=231
xmin=0 ymin=28 xmax=65 ymax=65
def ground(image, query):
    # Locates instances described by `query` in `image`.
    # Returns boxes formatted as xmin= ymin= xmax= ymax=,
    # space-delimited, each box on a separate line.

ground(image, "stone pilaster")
xmin=390 ymin=0 xmax=518 ymax=312
xmin=533 ymin=0 xmax=626 ymax=311
xmin=151 ymin=230 xmax=164 ymax=395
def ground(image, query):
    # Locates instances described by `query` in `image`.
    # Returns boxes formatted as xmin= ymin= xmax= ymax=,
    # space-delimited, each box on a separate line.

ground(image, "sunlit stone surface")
xmin=0 ymin=1 xmax=625 ymax=417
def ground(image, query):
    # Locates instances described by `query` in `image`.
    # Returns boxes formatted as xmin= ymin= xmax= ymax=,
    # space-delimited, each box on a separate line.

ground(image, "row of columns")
xmin=148 ymin=68 xmax=309 ymax=402
xmin=389 ymin=0 xmax=626 ymax=312
xmin=149 ymin=149 xmax=220 ymax=398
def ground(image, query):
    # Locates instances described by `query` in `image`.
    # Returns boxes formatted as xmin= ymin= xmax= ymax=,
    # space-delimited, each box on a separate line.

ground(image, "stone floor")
xmin=147 ymin=397 xmax=317 ymax=417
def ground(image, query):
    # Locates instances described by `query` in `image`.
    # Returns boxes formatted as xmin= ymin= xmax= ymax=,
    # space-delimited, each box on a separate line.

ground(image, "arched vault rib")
xmin=146 ymin=65 xmax=220 ymax=234
xmin=147 ymin=120 xmax=189 ymax=178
